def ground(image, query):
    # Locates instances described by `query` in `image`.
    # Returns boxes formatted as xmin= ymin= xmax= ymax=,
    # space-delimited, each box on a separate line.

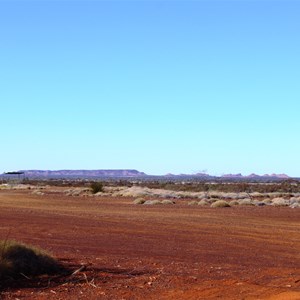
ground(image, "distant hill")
xmin=18 ymin=169 xmax=147 ymax=178
xmin=221 ymin=173 xmax=290 ymax=179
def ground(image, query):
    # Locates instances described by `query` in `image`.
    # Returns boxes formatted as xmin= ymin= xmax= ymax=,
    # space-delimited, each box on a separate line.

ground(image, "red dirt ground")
xmin=0 ymin=189 xmax=300 ymax=299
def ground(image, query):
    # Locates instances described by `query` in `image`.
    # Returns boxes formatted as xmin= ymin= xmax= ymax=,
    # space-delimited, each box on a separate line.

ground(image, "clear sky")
xmin=1 ymin=0 xmax=299 ymax=176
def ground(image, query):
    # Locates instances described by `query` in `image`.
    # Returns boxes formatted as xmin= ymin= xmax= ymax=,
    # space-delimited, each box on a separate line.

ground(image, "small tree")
xmin=90 ymin=182 xmax=103 ymax=194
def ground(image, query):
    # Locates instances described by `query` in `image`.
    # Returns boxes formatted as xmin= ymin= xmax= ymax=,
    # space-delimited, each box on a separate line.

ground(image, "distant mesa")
xmin=165 ymin=172 xmax=210 ymax=177
xmin=17 ymin=169 xmax=147 ymax=178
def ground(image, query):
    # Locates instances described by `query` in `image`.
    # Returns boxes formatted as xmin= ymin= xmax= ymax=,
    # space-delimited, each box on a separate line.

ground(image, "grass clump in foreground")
xmin=0 ymin=240 xmax=63 ymax=279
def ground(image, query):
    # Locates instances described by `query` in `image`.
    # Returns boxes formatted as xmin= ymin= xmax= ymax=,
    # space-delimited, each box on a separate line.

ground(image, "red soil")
xmin=0 ymin=189 xmax=300 ymax=299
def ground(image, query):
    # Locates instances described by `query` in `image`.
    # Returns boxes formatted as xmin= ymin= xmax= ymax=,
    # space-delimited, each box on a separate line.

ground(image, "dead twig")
xmin=70 ymin=265 xmax=86 ymax=277
xmin=61 ymin=264 xmax=89 ymax=286
xmin=20 ymin=273 xmax=30 ymax=279
xmin=83 ymin=272 xmax=97 ymax=288
xmin=89 ymin=278 xmax=97 ymax=288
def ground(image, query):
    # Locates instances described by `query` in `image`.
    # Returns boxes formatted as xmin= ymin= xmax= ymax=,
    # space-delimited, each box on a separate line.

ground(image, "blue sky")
xmin=1 ymin=0 xmax=299 ymax=176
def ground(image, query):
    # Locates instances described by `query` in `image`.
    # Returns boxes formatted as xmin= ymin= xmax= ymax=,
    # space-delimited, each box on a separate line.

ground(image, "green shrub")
xmin=90 ymin=182 xmax=103 ymax=194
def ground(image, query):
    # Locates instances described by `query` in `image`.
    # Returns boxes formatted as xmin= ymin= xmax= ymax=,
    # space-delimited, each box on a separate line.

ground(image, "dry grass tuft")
xmin=0 ymin=184 xmax=8 ymax=190
xmin=290 ymin=197 xmax=300 ymax=204
xmin=161 ymin=200 xmax=175 ymax=205
xmin=143 ymin=200 xmax=162 ymax=205
xmin=198 ymin=199 xmax=209 ymax=206
xmin=65 ymin=188 xmax=90 ymax=197
xmin=229 ymin=200 xmax=239 ymax=206
xmin=271 ymin=198 xmax=289 ymax=207
xmin=211 ymin=200 xmax=230 ymax=208
xmin=31 ymin=189 xmax=45 ymax=196
xmin=262 ymin=198 xmax=272 ymax=204
xmin=133 ymin=198 xmax=146 ymax=205
xmin=250 ymin=192 xmax=264 ymax=199
xmin=207 ymin=198 xmax=219 ymax=204
xmin=238 ymin=199 xmax=254 ymax=206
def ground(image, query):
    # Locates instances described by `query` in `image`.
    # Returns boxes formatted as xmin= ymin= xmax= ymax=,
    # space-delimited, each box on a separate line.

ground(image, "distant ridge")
xmin=1 ymin=170 xmax=293 ymax=181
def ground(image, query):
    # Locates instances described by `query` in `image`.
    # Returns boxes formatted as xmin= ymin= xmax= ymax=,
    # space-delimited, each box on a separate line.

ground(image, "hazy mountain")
xmin=222 ymin=173 xmax=290 ymax=179
xmin=221 ymin=173 xmax=243 ymax=178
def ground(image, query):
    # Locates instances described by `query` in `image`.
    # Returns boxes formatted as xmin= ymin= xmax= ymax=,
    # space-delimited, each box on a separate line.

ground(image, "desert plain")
xmin=0 ymin=185 xmax=300 ymax=299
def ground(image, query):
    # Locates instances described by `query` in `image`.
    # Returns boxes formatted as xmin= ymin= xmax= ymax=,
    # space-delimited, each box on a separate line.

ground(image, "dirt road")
xmin=0 ymin=189 xmax=300 ymax=299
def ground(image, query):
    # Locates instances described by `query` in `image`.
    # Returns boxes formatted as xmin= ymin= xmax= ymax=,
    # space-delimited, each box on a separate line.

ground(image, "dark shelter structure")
xmin=2 ymin=171 xmax=25 ymax=184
